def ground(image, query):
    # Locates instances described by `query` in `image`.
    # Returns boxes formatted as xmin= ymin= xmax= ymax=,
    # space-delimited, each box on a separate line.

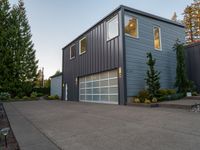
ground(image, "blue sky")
xmin=9 ymin=0 xmax=193 ymax=79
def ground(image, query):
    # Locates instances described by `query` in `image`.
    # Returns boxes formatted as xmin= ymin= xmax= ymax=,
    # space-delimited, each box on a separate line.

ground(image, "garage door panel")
xmin=79 ymin=69 xmax=118 ymax=104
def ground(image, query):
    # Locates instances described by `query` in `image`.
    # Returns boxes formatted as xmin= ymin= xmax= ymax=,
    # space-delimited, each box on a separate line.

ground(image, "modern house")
xmin=62 ymin=5 xmax=185 ymax=105
xmin=50 ymin=73 xmax=62 ymax=98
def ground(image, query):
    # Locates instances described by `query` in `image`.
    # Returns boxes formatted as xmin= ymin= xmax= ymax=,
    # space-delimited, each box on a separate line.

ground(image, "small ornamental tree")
xmin=145 ymin=52 xmax=160 ymax=99
xmin=174 ymin=40 xmax=189 ymax=93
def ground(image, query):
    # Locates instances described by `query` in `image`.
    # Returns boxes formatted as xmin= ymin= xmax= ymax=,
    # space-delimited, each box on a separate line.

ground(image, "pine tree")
xmin=14 ymin=0 xmax=38 ymax=95
xmin=171 ymin=12 xmax=177 ymax=22
xmin=0 ymin=0 xmax=14 ymax=93
xmin=183 ymin=0 xmax=200 ymax=43
xmin=173 ymin=40 xmax=188 ymax=93
xmin=145 ymin=52 xmax=160 ymax=99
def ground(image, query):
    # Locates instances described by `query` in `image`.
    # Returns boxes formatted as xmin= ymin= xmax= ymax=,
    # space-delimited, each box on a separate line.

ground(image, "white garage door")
xmin=79 ymin=70 xmax=118 ymax=104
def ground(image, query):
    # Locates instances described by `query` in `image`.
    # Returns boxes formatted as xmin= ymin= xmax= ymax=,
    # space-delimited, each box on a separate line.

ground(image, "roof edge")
xmin=50 ymin=73 xmax=62 ymax=78
xmin=62 ymin=5 xmax=185 ymax=50
xmin=62 ymin=5 xmax=122 ymax=50
xmin=121 ymin=5 xmax=185 ymax=28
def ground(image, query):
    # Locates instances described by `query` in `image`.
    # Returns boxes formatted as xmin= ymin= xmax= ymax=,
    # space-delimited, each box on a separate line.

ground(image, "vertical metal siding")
xmin=63 ymin=10 xmax=125 ymax=104
xmin=185 ymin=43 xmax=200 ymax=92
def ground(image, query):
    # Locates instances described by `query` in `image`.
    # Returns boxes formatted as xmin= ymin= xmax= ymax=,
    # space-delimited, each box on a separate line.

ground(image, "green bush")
xmin=22 ymin=96 xmax=29 ymax=100
xmin=47 ymin=96 xmax=55 ymax=100
xmin=33 ymin=88 xmax=50 ymax=95
xmin=37 ymin=93 xmax=44 ymax=97
xmin=138 ymin=90 xmax=150 ymax=103
xmin=47 ymin=95 xmax=59 ymax=100
xmin=158 ymin=93 xmax=185 ymax=101
xmin=192 ymin=92 xmax=198 ymax=96
xmin=14 ymin=96 xmax=20 ymax=100
xmin=157 ymin=89 xmax=176 ymax=97
xmin=30 ymin=92 xmax=37 ymax=99
xmin=54 ymin=95 xmax=59 ymax=99
xmin=166 ymin=89 xmax=176 ymax=95
xmin=0 ymin=92 xmax=11 ymax=101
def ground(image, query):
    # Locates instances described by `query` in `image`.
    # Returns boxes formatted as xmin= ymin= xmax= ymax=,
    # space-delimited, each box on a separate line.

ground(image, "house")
xmin=62 ymin=5 xmax=185 ymax=105
xmin=185 ymin=42 xmax=200 ymax=92
xmin=50 ymin=73 xmax=62 ymax=98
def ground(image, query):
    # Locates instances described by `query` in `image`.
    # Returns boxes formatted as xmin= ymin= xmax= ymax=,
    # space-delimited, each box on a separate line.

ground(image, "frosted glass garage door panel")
xmin=79 ymin=69 xmax=118 ymax=104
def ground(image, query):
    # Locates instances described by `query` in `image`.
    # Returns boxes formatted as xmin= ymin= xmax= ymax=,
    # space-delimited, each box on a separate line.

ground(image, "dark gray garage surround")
xmin=4 ymin=101 xmax=200 ymax=150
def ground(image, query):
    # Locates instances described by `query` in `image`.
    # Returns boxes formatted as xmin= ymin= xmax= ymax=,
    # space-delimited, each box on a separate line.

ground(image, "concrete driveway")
xmin=3 ymin=100 xmax=200 ymax=150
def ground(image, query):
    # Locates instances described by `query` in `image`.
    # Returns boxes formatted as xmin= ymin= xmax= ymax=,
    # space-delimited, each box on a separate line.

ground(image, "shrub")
xmin=134 ymin=98 xmax=140 ymax=103
xmin=157 ymin=89 xmax=176 ymax=97
xmin=144 ymin=99 xmax=151 ymax=104
xmin=192 ymin=92 xmax=198 ymax=96
xmin=17 ymin=92 xmax=26 ymax=99
xmin=22 ymin=96 xmax=29 ymax=100
xmin=158 ymin=93 xmax=185 ymax=101
xmin=152 ymin=97 xmax=158 ymax=103
xmin=47 ymin=96 xmax=55 ymax=100
xmin=30 ymin=92 xmax=37 ymax=99
xmin=33 ymin=88 xmax=50 ymax=95
xmin=167 ymin=89 xmax=176 ymax=95
xmin=37 ymin=93 xmax=44 ymax=97
xmin=14 ymin=96 xmax=20 ymax=100
xmin=138 ymin=90 xmax=150 ymax=103
xmin=54 ymin=95 xmax=59 ymax=99
xmin=47 ymin=95 xmax=60 ymax=100
xmin=0 ymin=92 xmax=11 ymax=101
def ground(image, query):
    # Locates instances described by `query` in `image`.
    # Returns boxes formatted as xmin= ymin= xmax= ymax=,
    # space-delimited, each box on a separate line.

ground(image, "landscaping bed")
xmin=0 ymin=103 xmax=20 ymax=150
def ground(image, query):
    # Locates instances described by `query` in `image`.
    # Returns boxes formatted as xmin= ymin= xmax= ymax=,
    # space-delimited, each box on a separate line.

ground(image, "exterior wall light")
xmin=118 ymin=67 xmax=122 ymax=78
xmin=75 ymin=78 xmax=78 ymax=85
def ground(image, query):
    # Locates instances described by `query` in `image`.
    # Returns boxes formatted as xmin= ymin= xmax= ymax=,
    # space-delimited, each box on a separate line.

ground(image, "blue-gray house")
xmin=62 ymin=5 xmax=185 ymax=105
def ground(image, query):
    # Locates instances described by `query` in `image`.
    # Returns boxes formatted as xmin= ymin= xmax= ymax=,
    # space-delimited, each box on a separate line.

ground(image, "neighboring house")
xmin=185 ymin=42 xmax=200 ymax=92
xmin=50 ymin=73 xmax=62 ymax=98
xmin=62 ymin=5 xmax=185 ymax=105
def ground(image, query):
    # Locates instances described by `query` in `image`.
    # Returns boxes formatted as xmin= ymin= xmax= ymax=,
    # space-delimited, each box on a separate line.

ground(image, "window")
xmin=79 ymin=37 xmax=87 ymax=54
xmin=107 ymin=15 xmax=119 ymax=40
xmin=124 ymin=15 xmax=138 ymax=38
xmin=153 ymin=26 xmax=162 ymax=50
xmin=70 ymin=44 xmax=76 ymax=59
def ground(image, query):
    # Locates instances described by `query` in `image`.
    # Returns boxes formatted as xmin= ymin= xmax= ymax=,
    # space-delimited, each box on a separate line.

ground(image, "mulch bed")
xmin=0 ymin=103 xmax=20 ymax=150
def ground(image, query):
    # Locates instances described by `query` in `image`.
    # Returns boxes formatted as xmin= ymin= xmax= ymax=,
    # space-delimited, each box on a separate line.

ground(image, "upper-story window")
xmin=79 ymin=37 xmax=87 ymax=55
xmin=70 ymin=44 xmax=76 ymax=59
xmin=124 ymin=15 xmax=138 ymax=38
xmin=153 ymin=26 xmax=162 ymax=50
xmin=107 ymin=15 xmax=119 ymax=41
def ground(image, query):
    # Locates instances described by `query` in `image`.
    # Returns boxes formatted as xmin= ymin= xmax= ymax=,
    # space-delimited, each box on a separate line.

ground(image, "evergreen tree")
xmin=173 ymin=40 xmax=189 ymax=93
xmin=0 ymin=0 xmax=38 ymax=96
xmin=145 ymin=52 xmax=160 ymax=99
xmin=13 ymin=0 xmax=38 ymax=95
xmin=0 ymin=0 xmax=14 ymax=93
xmin=183 ymin=0 xmax=200 ymax=43
xmin=171 ymin=12 xmax=178 ymax=22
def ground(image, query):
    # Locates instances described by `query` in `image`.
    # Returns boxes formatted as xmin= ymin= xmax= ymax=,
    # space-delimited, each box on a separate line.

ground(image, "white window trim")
xmin=79 ymin=37 xmax=87 ymax=55
xmin=153 ymin=26 xmax=162 ymax=51
xmin=70 ymin=44 xmax=76 ymax=60
xmin=124 ymin=14 xmax=139 ymax=39
xmin=107 ymin=15 xmax=119 ymax=41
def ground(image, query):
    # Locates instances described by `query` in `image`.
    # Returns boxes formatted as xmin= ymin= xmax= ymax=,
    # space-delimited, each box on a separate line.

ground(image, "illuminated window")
xmin=70 ymin=44 xmax=76 ymax=59
xmin=79 ymin=37 xmax=87 ymax=54
xmin=153 ymin=27 xmax=162 ymax=50
xmin=107 ymin=15 xmax=119 ymax=40
xmin=125 ymin=15 xmax=138 ymax=38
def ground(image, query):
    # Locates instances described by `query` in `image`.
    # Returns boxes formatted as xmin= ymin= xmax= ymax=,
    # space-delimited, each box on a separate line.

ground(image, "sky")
xmin=9 ymin=0 xmax=193 ymax=79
